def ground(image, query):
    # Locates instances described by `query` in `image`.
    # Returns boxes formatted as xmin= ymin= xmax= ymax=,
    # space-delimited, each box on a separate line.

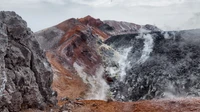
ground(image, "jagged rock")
xmin=105 ymin=30 xmax=200 ymax=101
xmin=0 ymin=11 xmax=57 ymax=111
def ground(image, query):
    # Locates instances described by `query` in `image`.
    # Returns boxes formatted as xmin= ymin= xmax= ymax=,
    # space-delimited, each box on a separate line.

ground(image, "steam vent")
xmin=1 ymin=10 xmax=200 ymax=112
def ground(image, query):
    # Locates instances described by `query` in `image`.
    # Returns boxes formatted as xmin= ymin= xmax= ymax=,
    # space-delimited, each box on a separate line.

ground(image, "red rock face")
xmin=36 ymin=16 xmax=110 ymax=100
xmin=57 ymin=17 xmax=109 ymax=41
xmin=55 ymin=30 xmax=102 ymax=75
xmin=55 ymin=18 xmax=107 ymax=76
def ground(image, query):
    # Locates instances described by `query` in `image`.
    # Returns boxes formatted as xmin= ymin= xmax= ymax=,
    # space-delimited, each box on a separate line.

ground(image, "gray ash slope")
xmin=105 ymin=29 xmax=200 ymax=101
xmin=0 ymin=11 xmax=56 ymax=112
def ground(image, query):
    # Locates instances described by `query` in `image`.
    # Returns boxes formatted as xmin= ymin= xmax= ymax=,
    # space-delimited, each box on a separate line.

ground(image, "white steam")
xmin=137 ymin=34 xmax=154 ymax=64
xmin=117 ymin=47 xmax=132 ymax=81
xmin=106 ymin=47 xmax=132 ymax=81
xmin=107 ymin=29 xmax=154 ymax=81
xmin=136 ymin=28 xmax=154 ymax=64
xmin=73 ymin=62 xmax=109 ymax=100
xmin=163 ymin=82 xmax=177 ymax=99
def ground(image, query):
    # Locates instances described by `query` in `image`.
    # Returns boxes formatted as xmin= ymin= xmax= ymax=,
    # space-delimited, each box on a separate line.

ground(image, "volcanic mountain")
xmin=35 ymin=15 xmax=160 ymax=101
xmin=1 ymin=11 xmax=200 ymax=112
xmin=35 ymin=15 xmax=200 ymax=111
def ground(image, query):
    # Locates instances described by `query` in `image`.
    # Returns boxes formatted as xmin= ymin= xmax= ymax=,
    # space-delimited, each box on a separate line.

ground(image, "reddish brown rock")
xmin=46 ymin=51 xmax=88 ymax=100
xmin=35 ymin=16 xmax=108 ymax=100
xmin=21 ymin=98 xmax=200 ymax=112
xmin=70 ymin=98 xmax=200 ymax=112
xmin=78 ymin=15 xmax=104 ymax=28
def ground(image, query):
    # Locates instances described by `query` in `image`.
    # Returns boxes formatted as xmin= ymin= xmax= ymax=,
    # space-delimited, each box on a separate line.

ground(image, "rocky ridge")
xmin=0 ymin=11 xmax=56 ymax=112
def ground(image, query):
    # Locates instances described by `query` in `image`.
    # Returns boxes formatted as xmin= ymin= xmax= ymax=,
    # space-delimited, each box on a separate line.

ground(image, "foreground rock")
xmin=0 ymin=11 xmax=56 ymax=111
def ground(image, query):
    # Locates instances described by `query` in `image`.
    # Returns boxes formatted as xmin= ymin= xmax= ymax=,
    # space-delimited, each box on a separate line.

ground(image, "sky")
xmin=0 ymin=0 xmax=200 ymax=32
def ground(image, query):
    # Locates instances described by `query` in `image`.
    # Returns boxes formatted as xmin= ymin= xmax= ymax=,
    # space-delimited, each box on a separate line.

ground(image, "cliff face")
xmin=0 ymin=11 xmax=56 ymax=112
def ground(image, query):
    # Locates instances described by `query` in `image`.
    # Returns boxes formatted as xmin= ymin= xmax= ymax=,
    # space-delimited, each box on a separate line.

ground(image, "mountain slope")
xmin=35 ymin=15 xmax=160 ymax=101
xmin=105 ymin=29 xmax=200 ymax=101
xmin=35 ymin=15 xmax=200 ymax=107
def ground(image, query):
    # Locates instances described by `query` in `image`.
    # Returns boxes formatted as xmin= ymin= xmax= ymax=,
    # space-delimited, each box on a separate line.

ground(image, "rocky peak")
xmin=0 ymin=11 xmax=57 ymax=112
xmin=56 ymin=18 xmax=80 ymax=32
xmin=78 ymin=15 xmax=104 ymax=28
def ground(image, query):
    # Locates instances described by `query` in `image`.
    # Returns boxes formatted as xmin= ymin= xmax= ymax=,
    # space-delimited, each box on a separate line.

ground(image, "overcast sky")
xmin=0 ymin=0 xmax=200 ymax=32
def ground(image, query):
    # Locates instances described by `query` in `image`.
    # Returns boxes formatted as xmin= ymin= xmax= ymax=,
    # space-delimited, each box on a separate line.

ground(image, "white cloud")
xmin=183 ymin=12 xmax=200 ymax=29
xmin=70 ymin=0 xmax=110 ymax=6
xmin=0 ymin=0 xmax=66 ymax=7
xmin=70 ymin=0 xmax=187 ymax=7
xmin=1 ymin=0 xmax=189 ymax=8
xmin=0 ymin=0 xmax=199 ymax=31
xmin=41 ymin=0 xmax=66 ymax=5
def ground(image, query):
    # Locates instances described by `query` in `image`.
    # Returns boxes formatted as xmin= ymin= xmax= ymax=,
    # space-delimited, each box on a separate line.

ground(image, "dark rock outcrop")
xmin=105 ymin=29 xmax=200 ymax=101
xmin=0 ymin=11 xmax=56 ymax=112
